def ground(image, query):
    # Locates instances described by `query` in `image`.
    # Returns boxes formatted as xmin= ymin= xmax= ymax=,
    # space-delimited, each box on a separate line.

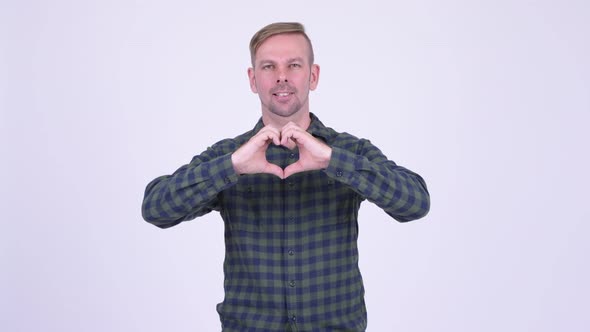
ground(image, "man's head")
xmin=249 ymin=22 xmax=314 ymax=67
xmin=248 ymin=22 xmax=320 ymax=124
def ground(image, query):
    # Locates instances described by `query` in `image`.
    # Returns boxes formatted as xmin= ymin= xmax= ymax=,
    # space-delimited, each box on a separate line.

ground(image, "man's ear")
xmin=247 ymin=67 xmax=258 ymax=93
xmin=309 ymin=64 xmax=320 ymax=91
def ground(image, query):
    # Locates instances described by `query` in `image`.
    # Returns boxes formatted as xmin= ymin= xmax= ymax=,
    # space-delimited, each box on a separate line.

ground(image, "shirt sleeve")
xmin=141 ymin=143 xmax=239 ymax=229
xmin=323 ymin=138 xmax=430 ymax=222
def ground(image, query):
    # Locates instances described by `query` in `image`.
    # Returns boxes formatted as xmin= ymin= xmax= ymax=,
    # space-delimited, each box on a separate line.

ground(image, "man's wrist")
xmin=321 ymin=147 xmax=333 ymax=169
xmin=230 ymin=152 xmax=243 ymax=175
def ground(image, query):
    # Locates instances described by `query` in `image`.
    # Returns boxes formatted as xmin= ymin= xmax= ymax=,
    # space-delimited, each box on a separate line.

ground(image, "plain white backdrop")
xmin=1 ymin=0 xmax=589 ymax=331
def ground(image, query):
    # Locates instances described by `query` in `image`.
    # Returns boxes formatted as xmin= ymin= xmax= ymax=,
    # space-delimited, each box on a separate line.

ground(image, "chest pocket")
xmin=220 ymin=174 xmax=283 ymax=233
xmin=294 ymin=171 xmax=362 ymax=229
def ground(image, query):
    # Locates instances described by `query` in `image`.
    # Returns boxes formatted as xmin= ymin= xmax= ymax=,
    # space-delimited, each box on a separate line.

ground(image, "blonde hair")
xmin=249 ymin=22 xmax=314 ymax=67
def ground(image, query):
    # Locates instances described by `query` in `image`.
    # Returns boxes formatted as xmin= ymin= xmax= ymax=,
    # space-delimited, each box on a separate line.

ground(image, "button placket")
xmin=283 ymin=170 xmax=300 ymax=328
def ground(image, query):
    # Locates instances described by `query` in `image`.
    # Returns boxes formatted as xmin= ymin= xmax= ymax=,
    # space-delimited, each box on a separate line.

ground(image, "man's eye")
xmin=290 ymin=63 xmax=301 ymax=68
xmin=262 ymin=65 xmax=274 ymax=70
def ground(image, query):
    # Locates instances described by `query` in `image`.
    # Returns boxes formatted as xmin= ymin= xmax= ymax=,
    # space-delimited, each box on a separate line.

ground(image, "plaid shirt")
xmin=142 ymin=114 xmax=430 ymax=331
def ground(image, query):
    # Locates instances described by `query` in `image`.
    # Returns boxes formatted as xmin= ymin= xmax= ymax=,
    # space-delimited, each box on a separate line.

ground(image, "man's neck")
xmin=262 ymin=110 xmax=311 ymax=130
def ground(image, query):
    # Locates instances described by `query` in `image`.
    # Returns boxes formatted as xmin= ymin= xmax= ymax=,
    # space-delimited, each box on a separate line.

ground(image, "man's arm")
xmin=141 ymin=142 xmax=239 ymax=229
xmin=325 ymin=138 xmax=430 ymax=222
xmin=142 ymin=125 xmax=289 ymax=228
xmin=276 ymin=122 xmax=429 ymax=222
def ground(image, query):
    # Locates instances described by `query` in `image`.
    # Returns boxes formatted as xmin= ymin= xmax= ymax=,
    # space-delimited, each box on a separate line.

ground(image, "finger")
xmin=281 ymin=135 xmax=297 ymax=150
xmin=284 ymin=124 xmax=310 ymax=140
xmin=280 ymin=122 xmax=298 ymax=139
xmin=256 ymin=127 xmax=281 ymax=146
xmin=260 ymin=126 xmax=281 ymax=140
xmin=264 ymin=125 xmax=282 ymax=145
xmin=280 ymin=127 xmax=301 ymax=149
xmin=279 ymin=127 xmax=291 ymax=146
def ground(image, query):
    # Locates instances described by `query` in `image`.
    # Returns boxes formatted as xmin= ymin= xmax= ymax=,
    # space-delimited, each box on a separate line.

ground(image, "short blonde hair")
xmin=249 ymin=22 xmax=314 ymax=67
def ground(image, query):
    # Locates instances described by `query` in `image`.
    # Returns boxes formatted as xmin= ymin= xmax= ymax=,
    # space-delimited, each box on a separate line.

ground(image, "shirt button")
xmin=288 ymin=181 xmax=295 ymax=187
xmin=291 ymin=315 xmax=297 ymax=322
xmin=336 ymin=170 xmax=343 ymax=177
xmin=289 ymin=153 xmax=296 ymax=159
xmin=289 ymin=280 xmax=296 ymax=287
xmin=224 ymin=177 xmax=231 ymax=184
xmin=288 ymin=249 xmax=294 ymax=256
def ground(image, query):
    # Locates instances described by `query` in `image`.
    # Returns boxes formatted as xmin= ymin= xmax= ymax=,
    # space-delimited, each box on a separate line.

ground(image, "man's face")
xmin=248 ymin=33 xmax=319 ymax=119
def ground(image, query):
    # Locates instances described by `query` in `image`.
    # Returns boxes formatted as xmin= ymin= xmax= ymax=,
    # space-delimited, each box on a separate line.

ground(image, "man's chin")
xmin=269 ymin=107 xmax=301 ymax=118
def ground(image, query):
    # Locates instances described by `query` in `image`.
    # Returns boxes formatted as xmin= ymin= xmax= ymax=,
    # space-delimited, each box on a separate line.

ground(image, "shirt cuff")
xmin=323 ymin=146 xmax=359 ymax=183
xmin=207 ymin=153 xmax=239 ymax=191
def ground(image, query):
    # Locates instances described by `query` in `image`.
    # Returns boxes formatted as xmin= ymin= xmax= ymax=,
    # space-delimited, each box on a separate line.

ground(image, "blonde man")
xmin=142 ymin=22 xmax=430 ymax=331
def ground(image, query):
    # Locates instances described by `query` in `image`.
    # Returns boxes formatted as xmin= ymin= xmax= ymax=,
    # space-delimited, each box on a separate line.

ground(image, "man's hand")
xmin=280 ymin=122 xmax=332 ymax=178
xmin=231 ymin=125 xmax=285 ymax=179
xmin=231 ymin=122 xmax=332 ymax=179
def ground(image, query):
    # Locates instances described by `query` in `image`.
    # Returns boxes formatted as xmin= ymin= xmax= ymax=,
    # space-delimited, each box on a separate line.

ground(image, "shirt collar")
xmin=250 ymin=112 xmax=334 ymax=142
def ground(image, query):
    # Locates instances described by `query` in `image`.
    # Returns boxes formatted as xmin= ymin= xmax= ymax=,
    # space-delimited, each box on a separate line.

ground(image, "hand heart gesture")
xmin=231 ymin=122 xmax=332 ymax=179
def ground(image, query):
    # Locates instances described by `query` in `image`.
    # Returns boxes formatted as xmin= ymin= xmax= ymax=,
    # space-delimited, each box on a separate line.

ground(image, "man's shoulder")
xmin=207 ymin=127 xmax=256 ymax=152
xmin=317 ymin=123 xmax=367 ymax=151
xmin=311 ymin=115 xmax=364 ymax=146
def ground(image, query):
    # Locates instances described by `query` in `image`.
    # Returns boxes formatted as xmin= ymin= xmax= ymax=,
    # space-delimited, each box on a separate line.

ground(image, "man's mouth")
xmin=273 ymin=92 xmax=293 ymax=97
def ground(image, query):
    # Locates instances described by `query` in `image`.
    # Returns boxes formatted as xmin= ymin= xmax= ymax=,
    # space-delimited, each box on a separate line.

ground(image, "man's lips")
xmin=271 ymin=84 xmax=295 ymax=96
xmin=272 ymin=84 xmax=296 ymax=101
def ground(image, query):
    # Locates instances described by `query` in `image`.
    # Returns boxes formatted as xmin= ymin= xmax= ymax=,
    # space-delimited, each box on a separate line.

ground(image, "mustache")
xmin=271 ymin=83 xmax=297 ymax=94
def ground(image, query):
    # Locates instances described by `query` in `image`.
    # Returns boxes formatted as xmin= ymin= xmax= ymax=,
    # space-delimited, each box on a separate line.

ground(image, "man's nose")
xmin=276 ymin=68 xmax=288 ymax=83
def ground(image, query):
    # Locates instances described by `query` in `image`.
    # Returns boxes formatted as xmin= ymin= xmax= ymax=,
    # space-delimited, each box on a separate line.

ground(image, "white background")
xmin=1 ymin=0 xmax=589 ymax=331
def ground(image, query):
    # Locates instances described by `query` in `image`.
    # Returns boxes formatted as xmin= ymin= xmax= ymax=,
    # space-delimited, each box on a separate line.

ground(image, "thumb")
xmin=265 ymin=163 xmax=286 ymax=179
xmin=283 ymin=162 xmax=304 ymax=179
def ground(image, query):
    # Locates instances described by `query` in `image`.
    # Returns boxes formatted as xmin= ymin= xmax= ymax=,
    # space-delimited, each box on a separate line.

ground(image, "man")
xmin=142 ymin=22 xmax=429 ymax=332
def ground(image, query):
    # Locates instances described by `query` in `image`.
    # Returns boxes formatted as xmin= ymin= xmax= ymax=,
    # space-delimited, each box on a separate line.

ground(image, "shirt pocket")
xmin=299 ymin=175 xmax=362 ymax=229
xmin=221 ymin=176 xmax=282 ymax=233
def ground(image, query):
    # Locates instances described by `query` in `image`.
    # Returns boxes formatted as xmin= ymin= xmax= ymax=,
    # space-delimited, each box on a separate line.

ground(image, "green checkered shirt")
xmin=142 ymin=113 xmax=430 ymax=331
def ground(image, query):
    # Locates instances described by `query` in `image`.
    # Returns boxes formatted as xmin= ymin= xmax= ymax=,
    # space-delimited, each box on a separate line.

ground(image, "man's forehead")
xmin=257 ymin=56 xmax=305 ymax=64
xmin=255 ymin=34 xmax=310 ymax=59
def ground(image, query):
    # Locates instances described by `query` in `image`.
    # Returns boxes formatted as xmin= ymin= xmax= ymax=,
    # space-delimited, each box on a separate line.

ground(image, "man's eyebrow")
xmin=257 ymin=59 xmax=276 ymax=66
xmin=287 ymin=57 xmax=304 ymax=63
xmin=257 ymin=57 xmax=304 ymax=65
